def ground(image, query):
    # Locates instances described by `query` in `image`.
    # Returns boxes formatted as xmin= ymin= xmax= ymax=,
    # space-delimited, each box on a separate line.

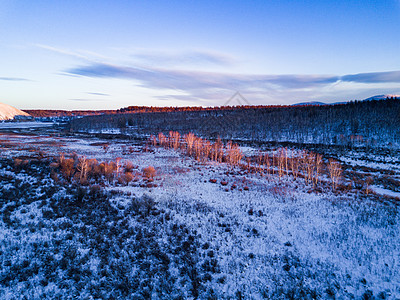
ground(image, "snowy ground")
xmin=0 ymin=127 xmax=399 ymax=299
xmin=0 ymin=122 xmax=54 ymax=129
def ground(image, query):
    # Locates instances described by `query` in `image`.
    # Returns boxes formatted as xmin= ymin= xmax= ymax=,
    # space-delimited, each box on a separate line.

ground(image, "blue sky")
xmin=1 ymin=0 xmax=400 ymax=110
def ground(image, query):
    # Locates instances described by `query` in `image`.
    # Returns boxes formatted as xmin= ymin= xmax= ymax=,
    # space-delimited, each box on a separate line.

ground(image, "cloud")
xmin=340 ymin=71 xmax=400 ymax=83
xmin=65 ymin=62 xmax=400 ymax=105
xmin=68 ymin=98 xmax=106 ymax=102
xmin=86 ymin=92 xmax=110 ymax=96
xmin=35 ymin=44 xmax=400 ymax=104
xmin=131 ymin=49 xmax=237 ymax=67
xmin=66 ymin=63 xmax=339 ymax=91
xmin=0 ymin=77 xmax=30 ymax=81
xmin=35 ymin=44 xmax=110 ymax=62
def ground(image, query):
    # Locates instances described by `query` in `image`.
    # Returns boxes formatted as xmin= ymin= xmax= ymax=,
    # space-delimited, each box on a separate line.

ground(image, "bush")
xmin=118 ymin=172 xmax=134 ymax=185
xmin=124 ymin=161 xmax=136 ymax=172
xmin=60 ymin=158 xmax=75 ymax=181
xmin=142 ymin=166 xmax=156 ymax=179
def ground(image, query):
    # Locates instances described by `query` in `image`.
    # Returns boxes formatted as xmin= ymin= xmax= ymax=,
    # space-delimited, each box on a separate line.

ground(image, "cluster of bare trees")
xmin=54 ymin=153 xmax=155 ymax=186
xmin=250 ymin=148 xmax=341 ymax=190
xmin=151 ymin=131 xmax=243 ymax=165
xmin=151 ymin=132 xmax=342 ymax=190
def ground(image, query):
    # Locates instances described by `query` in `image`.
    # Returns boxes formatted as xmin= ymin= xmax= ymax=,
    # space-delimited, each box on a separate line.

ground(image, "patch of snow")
xmin=340 ymin=156 xmax=400 ymax=172
xmin=0 ymin=122 xmax=53 ymax=129
xmin=370 ymin=186 xmax=400 ymax=198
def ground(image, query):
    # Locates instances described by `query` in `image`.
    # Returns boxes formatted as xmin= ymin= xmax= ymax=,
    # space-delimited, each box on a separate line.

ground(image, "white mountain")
xmin=0 ymin=102 xmax=31 ymax=120
xmin=363 ymin=94 xmax=400 ymax=101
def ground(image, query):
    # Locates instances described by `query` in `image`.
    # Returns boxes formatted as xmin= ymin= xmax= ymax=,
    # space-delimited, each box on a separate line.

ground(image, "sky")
xmin=1 ymin=0 xmax=400 ymax=110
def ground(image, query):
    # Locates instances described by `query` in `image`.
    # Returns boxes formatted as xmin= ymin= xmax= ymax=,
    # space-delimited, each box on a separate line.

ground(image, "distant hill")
xmin=0 ymin=102 xmax=31 ymax=120
xmin=292 ymin=101 xmax=327 ymax=106
xmin=363 ymin=94 xmax=400 ymax=101
xmin=292 ymin=94 xmax=400 ymax=106
xmin=23 ymin=109 xmax=111 ymax=118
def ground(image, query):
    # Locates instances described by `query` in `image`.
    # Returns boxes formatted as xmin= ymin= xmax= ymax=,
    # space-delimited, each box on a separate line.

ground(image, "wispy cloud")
xmin=86 ymin=92 xmax=110 ymax=96
xmin=66 ymin=62 xmax=339 ymax=90
xmin=36 ymin=44 xmax=235 ymax=70
xmin=0 ymin=77 xmax=30 ymax=81
xmin=341 ymin=71 xmax=400 ymax=83
xmin=131 ymin=49 xmax=237 ymax=67
xmin=65 ymin=61 xmax=400 ymax=105
xmin=35 ymin=44 xmax=110 ymax=62
xmin=68 ymin=98 xmax=106 ymax=102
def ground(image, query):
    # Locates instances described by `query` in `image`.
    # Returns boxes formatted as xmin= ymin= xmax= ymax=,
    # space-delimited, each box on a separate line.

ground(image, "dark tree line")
xmin=25 ymin=104 xmax=281 ymax=118
xmin=68 ymin=98 xmax=400 ymax=148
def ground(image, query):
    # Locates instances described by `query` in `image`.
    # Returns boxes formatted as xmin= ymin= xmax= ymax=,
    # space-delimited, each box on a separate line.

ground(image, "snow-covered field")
xmin=0 ymin=128 xmax=399 ymax=299
xmin=0 ymin=122 xmax=53 ymax=129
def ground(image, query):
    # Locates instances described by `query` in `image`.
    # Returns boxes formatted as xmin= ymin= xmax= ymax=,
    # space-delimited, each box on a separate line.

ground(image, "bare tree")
xmin=203 ymin=140 xmax=212 ymax=162
xmin=277 ymin=148 xmax=285 ymax=179
xmin=168 ymin=131 xmax=181 ymax=149
xmin=328 ymin=159 xmax=342 ymax=191
xmin=365 ymin=176 xmax=373 ymax=195
xmin=306 ymin=152 xmax=316 ymax=185
xmin=289 ymin=150 xmax=300 ymax=180
xmin=300 ymin=150 xmax=309 ymax=184
xmin=115 ymin=157 xmax=123 ymax=177
xmin=184 ymin=132 xmax=196 ymax=155
xmin=256 ymin=151 xmax=263 ymax=175
xmin=150 ymin=135 xmax=157 ymax=147
xmin=158 ymin=132 xmax=167 ymax=147
xmin=313 ymin=153 xmax=323 ymax=187
xmin=77 ymin=156 xmax=89 ymax=184
xmin=264 ymin=153 xmax=270 ymax=178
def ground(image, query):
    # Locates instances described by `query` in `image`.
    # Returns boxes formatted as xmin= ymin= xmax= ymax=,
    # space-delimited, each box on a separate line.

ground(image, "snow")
xmin=0 ymin=129 xmax=399 ymax=298
xmin=363 ymin=94 xmax=400 ymax=101
xmin=340 ymin=156 xmax=400 ymax=172
xmin=0 ymin=121 xmax=53 ymax=129
xmin=370 ymin=186 xmax=400 ymax=199
xmin=0 ymin=102 xmax=30 ymax=120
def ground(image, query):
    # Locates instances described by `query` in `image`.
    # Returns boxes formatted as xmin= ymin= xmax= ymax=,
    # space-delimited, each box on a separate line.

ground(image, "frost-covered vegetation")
xmin=0 ymin=122 xmax=399 ymax=299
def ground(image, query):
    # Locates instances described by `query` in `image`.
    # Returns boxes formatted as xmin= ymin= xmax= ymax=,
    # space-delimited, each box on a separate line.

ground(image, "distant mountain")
xmin=292 ymin=94 xmax=400 ymax=107
xmin=292 ymin=101 xmax=327 ymax=106
xmin=363 ymin=94 xmax=400 ymax=101
xmin=0 ymin=102 xmax=31 ymax=120
xmin=292 ymin=101 xmax=347 ymax=106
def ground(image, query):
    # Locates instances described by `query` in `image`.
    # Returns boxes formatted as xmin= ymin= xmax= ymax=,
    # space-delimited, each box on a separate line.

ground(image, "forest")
xmin=68 ymin=97 xmax=400 ymax=148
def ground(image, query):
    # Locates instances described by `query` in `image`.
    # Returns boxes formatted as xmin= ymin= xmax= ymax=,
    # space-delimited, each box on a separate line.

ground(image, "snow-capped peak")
xmin=363 ymin=94 xmax=400 ymax=101
xmin=0 ymin=102 xmax=31 ymax=120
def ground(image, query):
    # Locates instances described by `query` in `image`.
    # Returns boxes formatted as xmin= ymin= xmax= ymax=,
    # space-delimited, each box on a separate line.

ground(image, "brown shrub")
xmin=90 ymin=184 xmax=101 ymax=194
xmin=14 ymin=158 xmax=23 ymax=168
xmin=124 ymin=161 xmax=136 ymax=172
xmin=118 ymin=172 xmax=134 ymax=185
xmin=104 ymin=161 xmax=116 ymax=182
xmin=49 ymin=162 xmax=59 ymax=169
xmin=60 ymin=158 xmax=75 ymax=181
xmin=90 ymin=161 xmax=102 ymax=180
xmin=102 ymin=144 xmax=110 ymax=153
xmin=142 ymin=166 xmax=156 ymax=179
xmin=50 ymin=170 xmax=59 ymax=182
